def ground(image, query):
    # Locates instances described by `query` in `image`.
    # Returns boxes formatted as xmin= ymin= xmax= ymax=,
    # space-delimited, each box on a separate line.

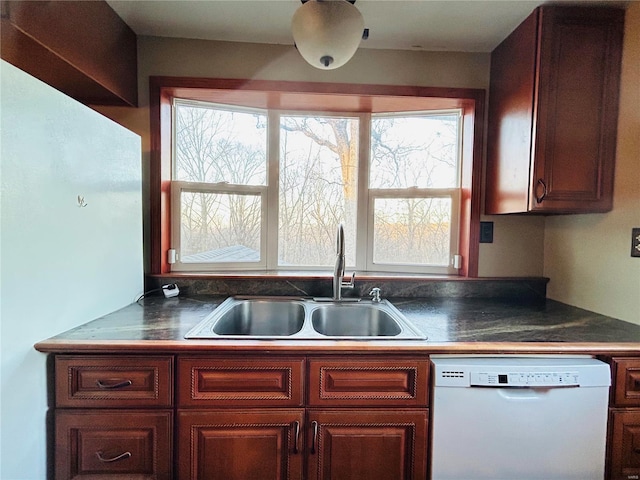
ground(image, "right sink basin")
xmin=311 ymin=303 xmax=403 ymax=337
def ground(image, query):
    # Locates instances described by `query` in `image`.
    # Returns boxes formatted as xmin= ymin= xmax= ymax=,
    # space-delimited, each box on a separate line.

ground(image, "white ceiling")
xmin=106 ymin=0 xmax=627 ymax=53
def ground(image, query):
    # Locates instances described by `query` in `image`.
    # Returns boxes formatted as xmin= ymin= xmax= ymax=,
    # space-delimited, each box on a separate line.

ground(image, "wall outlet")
xmin=632 ymin=228 xmax=640 ymax=258
xmin=480 ymin=222 xmax=494 ymax=243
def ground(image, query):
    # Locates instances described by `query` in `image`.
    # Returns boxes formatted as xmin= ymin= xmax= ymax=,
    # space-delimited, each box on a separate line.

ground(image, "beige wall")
xmin=96 ymin=36 xmax=548 ymax=279
xmin=103 ymin=36 xmax=494 ymax=153
xmin=543 ymin=2 xmax=640 ymax=324
xmin=97 ymin=11 xmax=640 ymax=322
xmin=99 ymin=37 xmax=494 ymax=154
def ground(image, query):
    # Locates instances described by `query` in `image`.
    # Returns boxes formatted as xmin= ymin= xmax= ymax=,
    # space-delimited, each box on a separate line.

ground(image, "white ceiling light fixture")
xmin=291 ymin=0 xmax=367 ymax=70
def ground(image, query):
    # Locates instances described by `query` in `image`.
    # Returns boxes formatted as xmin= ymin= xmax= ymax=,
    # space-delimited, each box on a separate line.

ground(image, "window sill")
xmin=152 ymin=271 xmax=464 ymax=281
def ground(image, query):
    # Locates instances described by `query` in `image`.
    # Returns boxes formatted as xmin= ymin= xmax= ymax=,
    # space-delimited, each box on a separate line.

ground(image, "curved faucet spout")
xmin=333 ymin=224 xmax=354 ymax=300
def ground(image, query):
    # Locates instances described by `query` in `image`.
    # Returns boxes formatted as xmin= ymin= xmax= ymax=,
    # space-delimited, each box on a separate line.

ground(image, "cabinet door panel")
xmin=308 ymin=409 xmax=428 ymax=480
xmin=609 ymin=410 xmax=640 ymax=480
xmin=532 ymin=7 xmax=624 ymax=212
xmin=178 ymin=409 xmax=304 ymax=480
xmin=55 ymin=409 xmax=172 ymax=480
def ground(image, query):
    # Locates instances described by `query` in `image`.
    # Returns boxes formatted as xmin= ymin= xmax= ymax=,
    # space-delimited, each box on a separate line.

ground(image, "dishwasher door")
xmin=430 ymin=357 xmax=611 ymax=480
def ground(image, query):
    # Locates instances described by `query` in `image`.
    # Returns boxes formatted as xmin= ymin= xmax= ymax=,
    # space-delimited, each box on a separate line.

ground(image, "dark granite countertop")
xmin=34 ymin=295 xmax=640 ymax=355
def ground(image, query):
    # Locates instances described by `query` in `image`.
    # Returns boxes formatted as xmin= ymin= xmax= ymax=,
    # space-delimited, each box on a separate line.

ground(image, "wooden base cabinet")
xmin=51 ymin=354 xmax=429 ymax=479
xmin=177 ymin=355 xmax=430 ymax=480
xmin=607 ymin=358 xmax=640 ymax=480
xmin=307 ymin=410 xmax=428 ymax=480
xmin=53 ymin=355 xmax=174 ymax=480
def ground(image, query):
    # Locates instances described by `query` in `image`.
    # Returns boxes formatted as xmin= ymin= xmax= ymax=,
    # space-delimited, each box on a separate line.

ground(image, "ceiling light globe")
xmin=291 ymin=0 xmax=365 ymax=70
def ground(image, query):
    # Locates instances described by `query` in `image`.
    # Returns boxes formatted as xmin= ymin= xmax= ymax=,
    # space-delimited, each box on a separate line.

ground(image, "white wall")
xmin=543 ymin=2 xmax=640 ymax=324
xmin=0 ymin=61 xmax=143 ymax=479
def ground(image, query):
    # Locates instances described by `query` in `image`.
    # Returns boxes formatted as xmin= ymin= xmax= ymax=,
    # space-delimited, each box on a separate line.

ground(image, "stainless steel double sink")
xmin=185 ymin=296 xmax=426 ymax=340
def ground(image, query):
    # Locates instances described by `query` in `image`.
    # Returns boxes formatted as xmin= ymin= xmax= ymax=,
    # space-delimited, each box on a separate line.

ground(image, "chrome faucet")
xmin=333 ymin=224 xmax=355 ymax=300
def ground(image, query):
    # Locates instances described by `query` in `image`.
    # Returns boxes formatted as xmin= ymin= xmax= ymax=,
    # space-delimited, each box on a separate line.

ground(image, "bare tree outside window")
xmin=174 ymin=103 xmax=266 ymax=262
xmin=370 ymin=114 xmax=459 ymax=267
xmin=279 ymin=116 xmax=358 ymax=267
xmin=171 ymin=100 xmax=461 ymax=273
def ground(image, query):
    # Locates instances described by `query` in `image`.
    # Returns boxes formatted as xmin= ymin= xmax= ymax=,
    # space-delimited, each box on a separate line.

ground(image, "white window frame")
xmin=366 ymin=189 xmax=461 ymax=274
xmin=169 ymin=100 xmax=463 ymax=275
xmin=365 ymin=110 xmax=463 ymax=275
xmin=170 ymin=181 xmax=268 ymax=271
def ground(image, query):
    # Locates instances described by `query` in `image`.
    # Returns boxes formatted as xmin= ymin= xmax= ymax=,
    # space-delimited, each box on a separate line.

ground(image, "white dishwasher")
xmin=430 ymin=356 xmax=611 ymax=480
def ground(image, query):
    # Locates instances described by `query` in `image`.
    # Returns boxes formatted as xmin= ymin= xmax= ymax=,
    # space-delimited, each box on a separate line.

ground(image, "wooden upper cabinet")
xmin=485 ymin=6 xmax=624 ymax=214
xmin=0 ymin=0 xmax=138 ymax=106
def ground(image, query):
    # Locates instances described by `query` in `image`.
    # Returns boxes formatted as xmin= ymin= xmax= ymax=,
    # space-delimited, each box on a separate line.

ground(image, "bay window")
xmin=150 ymin=78 xmax=483 ymax=277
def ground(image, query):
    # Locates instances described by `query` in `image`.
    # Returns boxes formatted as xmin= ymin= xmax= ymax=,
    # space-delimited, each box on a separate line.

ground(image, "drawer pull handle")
xmin=96 ymin=379 xmax=132 ymax=389
xmin=310 ymin=421 xmax=318 ymax=455
xmin=292 ymin=421 xmax=300 ymax=454
xmin=96 ymin=451 xmax=132 ymax=463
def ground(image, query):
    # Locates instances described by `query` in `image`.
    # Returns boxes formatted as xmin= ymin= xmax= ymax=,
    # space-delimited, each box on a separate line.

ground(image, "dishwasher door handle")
xmin=495 ymin=387 xmax=574 ymax=401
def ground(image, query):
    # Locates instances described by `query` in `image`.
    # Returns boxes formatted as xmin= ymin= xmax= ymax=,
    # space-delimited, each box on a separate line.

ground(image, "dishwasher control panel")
xmin=469 ymin=370 xmax=580 ymax=387
xmin=432 ymin=357 xmax=612 ymax=388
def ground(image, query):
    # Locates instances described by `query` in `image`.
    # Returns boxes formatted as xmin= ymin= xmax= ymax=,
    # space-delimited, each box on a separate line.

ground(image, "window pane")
xmin=174 ymin=103 xmax=267 ymax=185
xmin=370 ymin=114 xmax=459 ymax=189
xmin=278 ymin=116 xmax=358 ymax=267
xmin=180 ymin=191 xmax=261 ymax=263
xmin=373 ymin=197 xmax=451 ymax=266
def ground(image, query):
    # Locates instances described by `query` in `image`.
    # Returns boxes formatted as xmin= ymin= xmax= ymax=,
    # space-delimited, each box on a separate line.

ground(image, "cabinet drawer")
xmin=55 ymin=355 xmax=173 ymax=408
xmin=308 ymin=357 xmax=429 ymax=407
xmin=178 ymin=356 xmax=305 ymax=407
xmin=55 ymin=409 xmax=172 ymax=480
xmin=612 ymin=358 xmax=640 ymax=407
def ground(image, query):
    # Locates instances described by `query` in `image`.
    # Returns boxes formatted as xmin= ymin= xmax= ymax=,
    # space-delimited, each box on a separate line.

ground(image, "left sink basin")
xmin=186 ymin=297 xmax=306 ymax=338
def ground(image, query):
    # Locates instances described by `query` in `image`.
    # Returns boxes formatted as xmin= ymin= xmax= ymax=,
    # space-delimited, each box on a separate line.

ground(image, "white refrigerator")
xmin=0 ymin=60 xmax=143 ymax=479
